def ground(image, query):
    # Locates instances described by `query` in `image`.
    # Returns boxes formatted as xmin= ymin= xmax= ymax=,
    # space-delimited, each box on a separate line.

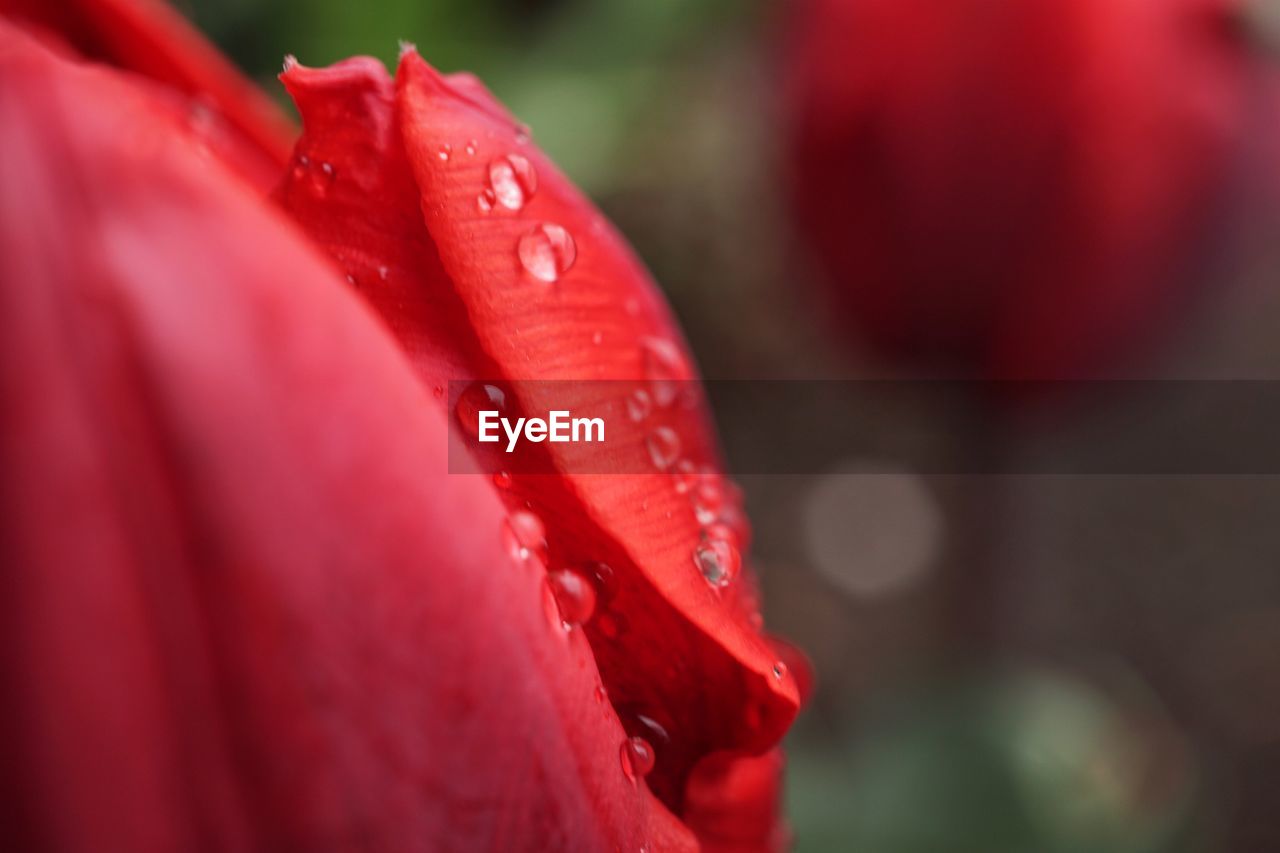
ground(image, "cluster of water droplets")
xmin=289 ymin=150 xmax=337 ymax=198
xmin=440 ymin=133 xmax=577 ymax=284
xmin=622 ymin=339 xmax=752 ymax=591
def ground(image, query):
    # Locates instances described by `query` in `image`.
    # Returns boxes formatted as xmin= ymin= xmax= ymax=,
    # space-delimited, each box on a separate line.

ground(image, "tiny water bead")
xmin=546 ymin=566 xmax=598 ymax=628
xmin=772 ymin=661 xmax=788 ymax=681
xmin=626 ymin=388 xmax=653 ymax=423
xmin=476 ymin=189 xmax=496 ymax=213
xmin=436 ymin=143 xmax=452 ymax=162
xmin=640 ymin=338 xmax=688 ymax=406
xmin=694 ymin=537 xmax=740 ymax=588
xmin=501 ymin=509 xmax=546 ymax=564
xmin=672 ymin=459 xmax=698 ymax=494
xmin=645 ymin=427 xmax=681 ymax=470
xmin=488 ymin=154 xmax=537 ymax=210
xmin=517 ymin=223 xmax=577 ymax=283
xmin=620 ymin=736 xmax=655 ymax=782
xmin=465 ymin=139 xmax=478 ymax=156
xmin=492 ymin=470 xmax=513 ymax=490
xmin=377 ymin=265 xmax=389 ymax=281
xmin=455 ymin=382 xmax=507 ymax=439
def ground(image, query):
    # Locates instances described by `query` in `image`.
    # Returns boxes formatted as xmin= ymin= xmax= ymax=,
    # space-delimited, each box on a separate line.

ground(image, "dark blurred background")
xmin=184 ymin=0 xmax=1280 ymax=849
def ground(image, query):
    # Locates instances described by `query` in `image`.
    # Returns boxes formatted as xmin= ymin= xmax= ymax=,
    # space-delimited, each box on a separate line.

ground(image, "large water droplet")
xmin=620 ymin=736 xmax=655 ymax=782
xmin=547 ymin=566 xmax=597 ymax=628
xmin=501 ymin=509 xmax=546 ymax=565
xmin=646 ymin=427 xmax=681 ymax=470
xmin=488 ymin=154 xmax=537 ymax=210
xmin=694 ymin=537 xmax=740 ymax=588
xmin=455 ymin=382 xmax=507 ymax=439
xmin=518 ymin=223 xmax=576 ymax=282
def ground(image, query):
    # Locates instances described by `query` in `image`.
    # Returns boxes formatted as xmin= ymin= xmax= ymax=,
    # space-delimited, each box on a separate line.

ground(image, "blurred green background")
xmin=183 ymin=1 xmax=1280 ymax=850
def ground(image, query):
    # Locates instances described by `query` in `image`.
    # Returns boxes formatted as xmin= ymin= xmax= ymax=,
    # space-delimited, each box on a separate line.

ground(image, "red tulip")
xmin=784 ymin=0 xmax=1253 ymax=379
xmin=0 ymin=5 xmax=801 ymax=851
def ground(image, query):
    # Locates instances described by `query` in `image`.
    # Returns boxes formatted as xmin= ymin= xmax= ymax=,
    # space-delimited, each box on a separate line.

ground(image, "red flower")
xmin=0 ymin=5 xmax=801 ymax=851
xmin=784 ymin=0 xmax=1254 ymax=379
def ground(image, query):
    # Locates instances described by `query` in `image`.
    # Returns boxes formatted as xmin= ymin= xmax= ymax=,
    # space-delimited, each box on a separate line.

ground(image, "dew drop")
xmin=641 ymin=338 xmax=688 ymax=407
xmin=694 ymin=537 xmax=740 ymax=588
xmin=772 ymin=661 xmax=788 ymax=681
xmin=436 ymin=143 xmax=452 ymax=162
xmin=377 ymin=265 xmax=389 ymax=281
xmin=547 ymin=566 xmax=598 ymax=628
xmin=620 ymin=736 xmax=655 ymax=782
xmin=594 ymin=684 xmax=608 ymax=704
xmin=646 ymin=427 xmax=681 ymax=471
xmin=517 ymin=223 xmax=576 ymax=283
xmin=290 ymin=153 xmax=310 ymax=181
xmin=626 ymin=389 xmax=653 ymax=423
xmin=492 ymin=470 xmax=513 ymax=490
xmin=345 ymin=274 xmax=356 ymax=286
xmin=672 ymin=459 xmax=698 ymax=494
xmin=465 ymin=139 xmax=478 ymax=156
xmin=477 ymin=189 xmax=496 ymax=213
xmin=455 ymin=382 xmax=507 ymax=439
xmin=501 ymin=509 xmax=546 ymax=565
xmin=488 ymin=154 xmax=537 ymax=210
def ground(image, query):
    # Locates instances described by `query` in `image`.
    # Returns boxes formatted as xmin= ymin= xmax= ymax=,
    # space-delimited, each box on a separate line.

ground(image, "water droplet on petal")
xmin=465 ymin=139 xmax=478 ymax=156
xmin=626 ymin=389 xmax=652 ymax=423
xmin=620 ymin=736 xmax=655 ymax=782
xmin=772 ymin=661 xmax=788 ymax=681
xmin=488 ymin=153 xmax=537 ymax=210
xmin=492 ymin=470 xmax=513 ymax=490
xmin=694 ymin=537 xmax=740 ymax=588
xmin=377 ymin=265 xmax=389 ymax=281
xmin=517 ymin=223 xmax=576 ymax=283
xmin=672 ymin=459 xmax=698 ymax=493
xmin=455 ymin=382 xmax=507 ymax=439
xmin=646 ymin=427 xmax=681 ymax=470
xmin=641 ymin=338 xmax=688 ymax=407
xmin=547 ymin=566 xmax=598 ymax=628
xmin=477 ymin=189 xmax=496 ymax=213
xmin=501 ymin=509 xmax=546 ymax=565
xmin=436 ymin=143 xmax=452 ymax=161
xmin=594 ymin=684 xmax=608 ymax=704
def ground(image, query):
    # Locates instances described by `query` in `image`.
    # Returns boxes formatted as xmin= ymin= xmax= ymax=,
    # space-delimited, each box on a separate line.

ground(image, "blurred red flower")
xmin=784 ymin=0 xmax=1256 ymax=379
xmin=0 ymin=3 xmax=801 ymax=850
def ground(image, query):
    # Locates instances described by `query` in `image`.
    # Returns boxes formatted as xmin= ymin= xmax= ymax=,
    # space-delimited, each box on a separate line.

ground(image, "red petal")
xmin=1 ymin=0 xmax=293 ymax=186
xmin=276 ymin=52 xmax=801 ymax=824
xmin=0 ymin=26 xmax=693 ymax=851
xmin=684 ymin=750 xmax=790 ymax=853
